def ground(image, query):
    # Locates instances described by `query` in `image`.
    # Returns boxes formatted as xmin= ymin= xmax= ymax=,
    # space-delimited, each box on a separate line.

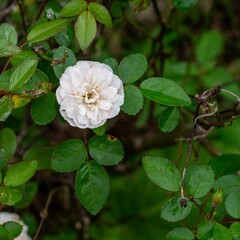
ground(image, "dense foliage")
xmin=0 ymin=0 xmax=240 ymax=239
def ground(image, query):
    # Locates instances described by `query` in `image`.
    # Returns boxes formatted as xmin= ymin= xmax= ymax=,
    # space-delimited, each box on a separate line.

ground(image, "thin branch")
xmin=1 ymin=40 xmax=28 ymax=73
xmin=199 ymin=139 xmax=222 ymax=156
xmin=221 ymin=219 xmax=240 ymax=224
xmin=221 ymin=88 xmax=240 ymax=102
xmin=17 ymin=0 xmax=28 ymax=34
xmin=33 ymin=186 xmax=64 ymax=240
xmin=190 ymin=197 xmax=209 ymax=220
xmin=34 ymin=0 xmax=49 ymax=22
xmin=152 ymin=0 xmax=166 ymax=75
xmin=180 ymin=139 xmax=193 ymax=203
xmin=1 ymin=59 xmax=10 ymax=73
xmin=0 ymin=0 xmax=17 ymax=21
xmin=194 ymin=107 xmax=218 ymax=126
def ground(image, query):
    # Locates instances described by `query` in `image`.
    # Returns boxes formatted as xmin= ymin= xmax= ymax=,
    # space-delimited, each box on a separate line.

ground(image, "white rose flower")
xmin=0 ymin=212 xmax=32 ymax=240
xmin=56 ymin=61 xmax=124 ymax=129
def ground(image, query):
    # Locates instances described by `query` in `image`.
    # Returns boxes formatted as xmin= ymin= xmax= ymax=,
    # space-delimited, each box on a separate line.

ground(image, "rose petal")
xmin=98 ymin=100 xmax=112 ymax=110
xmin=87 ymin=107 xmax=99 ymax=121
xmin=56 ymin=60 xmax=124 ymax=129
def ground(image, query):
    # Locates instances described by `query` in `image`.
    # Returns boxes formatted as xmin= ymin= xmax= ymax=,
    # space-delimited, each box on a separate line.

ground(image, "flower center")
xmin=84 ymin=89 xmax=99 ymax=104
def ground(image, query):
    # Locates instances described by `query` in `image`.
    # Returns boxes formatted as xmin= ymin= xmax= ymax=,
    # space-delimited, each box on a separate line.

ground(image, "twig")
xmin=208 ymin=204 xmax=217 ymax=220
xmin=194 ymin=107 xmax=218 ymax=126
xmin=33 ymin=186 xmax=64 ymax=240
xmin=1 ymin=40 xmax=28 ymax=73
xmin=1 ymin=59 xmax=10 ymax=73
xmin=221 ymin=88 xmax=240 ymax=102
xmin=180 ymin=139 xmax=193 ymax=206
xmin=152 ymin=0 xmax=166 ymax=75
xmin=34 ymin=0 xmax=49 ymax=22
xmin=193 ymin=190 xmax=214 ymax=231
xmin=17 ymin=0 xmax=28 ymax=34
xmin=190 ymin=197 xmax=209 ymax=220
xmin=0 ymin=0 xmax=17 ymax=20
xmin=199 ymin=139 xmax=222 ymax=156
xmin=221 ymin=219 xmax=240 ymax=224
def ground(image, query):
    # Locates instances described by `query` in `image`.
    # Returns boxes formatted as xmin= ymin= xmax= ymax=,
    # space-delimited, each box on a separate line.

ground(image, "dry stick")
xmin=33 ymin=186 xmax=64 ymax=240
xmin=180 ymin=138 xmax=193 ymax=208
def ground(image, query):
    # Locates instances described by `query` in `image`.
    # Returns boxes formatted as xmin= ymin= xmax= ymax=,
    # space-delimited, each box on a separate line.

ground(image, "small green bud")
xmin=212 ymin=188 xmax=223 ymax=205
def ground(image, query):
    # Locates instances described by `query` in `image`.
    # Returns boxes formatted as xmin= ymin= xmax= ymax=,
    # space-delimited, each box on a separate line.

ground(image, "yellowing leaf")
xmin=11 ymin=95 xmax=31 ymax=108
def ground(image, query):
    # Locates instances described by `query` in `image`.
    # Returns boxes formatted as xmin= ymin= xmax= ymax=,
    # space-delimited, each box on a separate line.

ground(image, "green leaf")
xmin=92 ymin=123 xmax=107 ymax=136
xmin=0 ymin=23 xmax=18 ymax=47
xmin=4 ymin=160 xmax=38 ymax=187
xmin=142 ymin=156 xmax=181 ymax=191
xmin=89 ymin=135 xmax=124 ymax=166
xmin=0 ymin=96 xmax=13 ymax=122
xmin=75 ymin=10 xmax=97 ymax=51
xmin=140 ymin=77 xmax=191 ymax=106
xmin=121 ymin=84 xmax=144 ymax=115
xmin=195 ymin=31 xmax=224 ymax=64
xmin=10 ymin=50 xmax=38 ymax=66
xmin=89 ymin=2 xmax=112 ymax=27
xmin=15 ymin=69 xmax=51 ymax=98
xmin=0 ymin=45 xmax=21 ymax=57
xmin=75 ymin=161 xmax=110 ymax=215
xmin=103 ymin=58 xmax=118 ymax=75
xmin=15 ymin=182 xmax=38 ymax=209
xmin=213 ymin=223 xmax=232 ymax=240
xmin=167 ymin=227 xmax=194 ymax=240
xmin=0 ymin=171 xmax=2 ymax=185
xmin=54 ymin=25 xmax=74 ymax=47
xmin=23 ymin=146 xmax=54 ymax=170
xmin=21 ymin=212 xmax=37 ymax=236
xmin=225 ymin=191 xmax=240 ymax=219
xmin=118 ymin=54 xmax=147 ymax=83
xmin=161 ymin=197 xmax=192 ymax=222
xmin=9 ymin=59 xmax=38 ymax=92
xmin=53 ymin=46 xmax=76 ymax=78
xmin=0 ymin=187 xmax=22 ymax=205
xmin=158 ymin=107 xmax=180 ymax=132
xmin=171 ymin=0 xmax=198 ymax=10
xmin=3 ymin=221 xmax=23 ymax=239
xmin=52 ymin=139 xmax=87 ymax=172
xmin=0 ymin=128 xmax=16 ymax=163
xmin=0 ymin=225 xmax=10 ymax=240
xmin=0 ymin=69 xmax=12 ymax=91
xmin=14 ymin=68 xmax=49 ymax=93
xmin=59 ymin=0 xmax=88 ymax=17
xmin=31 ymin=92 xmax=56 ymax=125
xmin=197 ymin=221 xmax=214 ymax=239
xmin=27 ymin=19 xmax=70 ymax=42
xmin=186 ymin=165 xmax=215 ymax=198
xmin=210 ymin=154 xmax=240 ymax=179
xmin=214 ymin=175 xmax=240 ymax=196
xmin=230 ymin=222 xmax=240 ymax=240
